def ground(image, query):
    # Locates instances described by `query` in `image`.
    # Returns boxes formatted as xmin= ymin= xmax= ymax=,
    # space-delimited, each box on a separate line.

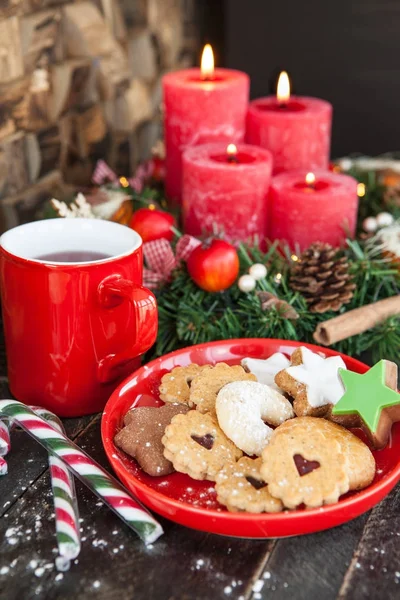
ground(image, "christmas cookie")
xmin=330 ymin=359 xmax=400 ymax=449
xmin=216 ymin=381 xmax=295 ymax=456
xmin=260 ymin=417 xmax=350 ymax=508
xmin=215 ymin=457 xmax=283 ymax=513
xmin=114 ymin=403 xmax=189 ymax=476
xmin=189 ymin=362 xmax=257 ymax=414
xmin=241 ymin=352 xmax=290 ymax=391
xmin=275 ymin=346 xmax=346 ymax=417
xmin=308 ymin=417 xmax=375 ymax=490
xmin=159 ymin=364 xmax=211 ymax=405
xmin=162 ymin=410 xmax=242 ymax=481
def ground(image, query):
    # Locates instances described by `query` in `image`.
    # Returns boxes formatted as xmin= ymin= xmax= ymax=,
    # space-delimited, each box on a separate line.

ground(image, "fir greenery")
xmin=149 ymin=237 xmax=400 ymax=363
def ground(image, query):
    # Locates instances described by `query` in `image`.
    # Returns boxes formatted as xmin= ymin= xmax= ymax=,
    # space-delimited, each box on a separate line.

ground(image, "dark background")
xmin=199 ymin=0 xmax=400 ymax=158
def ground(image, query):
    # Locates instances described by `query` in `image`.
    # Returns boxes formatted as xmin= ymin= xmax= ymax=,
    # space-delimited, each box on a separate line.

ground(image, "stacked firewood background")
xmin=0 ymin=0 xmax=199 ymax=231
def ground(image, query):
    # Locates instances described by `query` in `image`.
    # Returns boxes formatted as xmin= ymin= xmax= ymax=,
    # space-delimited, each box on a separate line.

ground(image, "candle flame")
xmin=357 ymin=183 xmax=366 ymax=197
xmin=277 ymin=71 xmax=290 ymax=104
xmin=201 ymin=44 xmax=214 ymax=79
xmin=305 ymin=172 xmax=316 ymax=186
xmin=227 ymin=143 xmax=237 ymax=157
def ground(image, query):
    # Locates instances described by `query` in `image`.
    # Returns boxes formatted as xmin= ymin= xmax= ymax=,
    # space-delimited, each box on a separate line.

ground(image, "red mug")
xmin=0 ymin=218 xmax=158 ymax=417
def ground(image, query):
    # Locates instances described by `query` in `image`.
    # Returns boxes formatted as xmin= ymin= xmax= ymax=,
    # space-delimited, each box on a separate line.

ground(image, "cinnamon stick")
xmin=313 ymin=296 xmax=400 ymax=346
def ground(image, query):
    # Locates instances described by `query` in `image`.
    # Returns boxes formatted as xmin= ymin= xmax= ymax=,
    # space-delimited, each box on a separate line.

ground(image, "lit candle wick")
xmin=226 ymin=144 xmax=238 ymax=163
xmin=277 ymin=71 xmax=290 ymax=108
xmin=305 ymin=172 xmax=316 ymax=189
xmin=201 ymin=44 xmax=214 ymax=81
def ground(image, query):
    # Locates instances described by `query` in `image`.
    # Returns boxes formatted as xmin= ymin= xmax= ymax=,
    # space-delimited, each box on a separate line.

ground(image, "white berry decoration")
xmin=238 ymin=274 xmax=256 ymax=293
xmin=362 ymin=216 xmax=378 ymax=233
xmin=249 ymin=263 xmax=267 ymax=280
xmin=376 ymin=212 xmax=394 ymax=228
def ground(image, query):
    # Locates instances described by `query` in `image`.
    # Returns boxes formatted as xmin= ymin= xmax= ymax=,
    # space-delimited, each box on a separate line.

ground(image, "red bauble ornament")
xmin=129 ymin=208 xmax=174 ymax=243
xmin=186 ymin=239 xmax=240 ymax=293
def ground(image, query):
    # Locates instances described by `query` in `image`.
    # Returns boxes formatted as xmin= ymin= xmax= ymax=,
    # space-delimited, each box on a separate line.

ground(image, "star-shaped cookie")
xmin=274 ymin=346 xmax=346 ymax=417
xmin=330 ymin=360 xmax=400 ymax=449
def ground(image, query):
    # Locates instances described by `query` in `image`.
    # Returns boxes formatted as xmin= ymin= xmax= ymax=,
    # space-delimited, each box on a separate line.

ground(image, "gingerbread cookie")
xmin=330 ymin=360 xmax=400 ymax=449
xmin=162 ymin=410 xmax=242 ymax=481
xmin=275 ymin=346 xmax=346 ymax=417
xmin=215 ymin=457 xmax=283 ymax=513
xmin=159 ymin=364 xmax=211 ymax=405
xmin=260 ymin=417 xmax=350 ymax=508
xmin=114 ymin=403 xmax=189 ymax=476
xmin=189 ymin=362 xmax=257 ymax=414
xmin=216 ymin=381 xmax=294 ymax=456
xmin=241 ymin=353 xmax=290 ymax=391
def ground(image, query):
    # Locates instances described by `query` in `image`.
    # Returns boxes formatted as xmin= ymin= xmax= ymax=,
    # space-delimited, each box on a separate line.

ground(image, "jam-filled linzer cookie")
xmin=159 ymin=364 xmax=211 ymax=405
xmin=189 ymin=362 xmax=257 ymax=414
xmin=162 ymin=410 xmax=243 ymax=481
xmin=260 ymin=417 xmax=351 ymax=509
xmin=330 ymin=359 xmax=400 ymax=449
xmin=114 ymin=403 xmax=189 ymax=476
xmin=274 ymin=346 xmax=346 ymax=417
xmin=215 ymin=457 xmax=283 ymax=513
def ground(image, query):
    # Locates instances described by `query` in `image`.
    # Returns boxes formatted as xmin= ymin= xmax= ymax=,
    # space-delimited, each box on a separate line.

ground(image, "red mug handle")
xmin=96 ymin=275 xmax=158 ymax=384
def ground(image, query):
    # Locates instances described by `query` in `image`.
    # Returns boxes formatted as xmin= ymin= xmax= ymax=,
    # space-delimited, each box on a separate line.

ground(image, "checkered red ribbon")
xmin=92 ymin=160 xmax=154 ymax=193
xmin=143 ymin=235 xmax=201 ymax=289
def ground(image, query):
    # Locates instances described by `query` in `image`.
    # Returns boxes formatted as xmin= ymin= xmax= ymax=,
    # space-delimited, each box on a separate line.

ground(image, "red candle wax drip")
xmin=294 ymin=179 xmax=330 ymax=192
xmin=259 ymin=99 xmax=307 ymax=113
xmin=210 ymin=152 xmax=257 ymax=165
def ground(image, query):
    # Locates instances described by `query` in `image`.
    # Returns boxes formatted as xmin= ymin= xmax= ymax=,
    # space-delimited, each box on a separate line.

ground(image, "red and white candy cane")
xmin=0 ymin=418 xmax=11 ymax=455
xmin=0 ymin=419 xmax=11 ymax=475
xmin=0 ymin=400 xmax=163 ymax=545
xmin=30 ymin=406 xmax=81 ymax=566
xmin=0 ymin=456 xmax=7 ymax=475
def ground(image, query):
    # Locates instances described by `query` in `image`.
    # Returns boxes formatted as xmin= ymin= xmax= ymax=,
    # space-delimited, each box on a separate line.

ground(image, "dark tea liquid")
xmin=35 ymin=250 xmax=112 ymax=262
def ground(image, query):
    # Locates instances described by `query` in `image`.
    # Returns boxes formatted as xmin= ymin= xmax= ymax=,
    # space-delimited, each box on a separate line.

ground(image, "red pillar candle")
xmin=269 ymin=170 xmax=359 ymax=250
xmin=163 ymin=45 xmax=249 ymax=203
xmin=246 ymin=71 xmax=332 ymax=174
xmin=182 ymin=143 xmax=273 ymax=243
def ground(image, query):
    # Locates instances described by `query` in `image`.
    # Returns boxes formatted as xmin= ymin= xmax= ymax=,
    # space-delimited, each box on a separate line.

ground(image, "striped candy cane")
xmin=0 ymin=419 xmax=11 ymax=476
xmin=0 ymin=456 xmax=7 ymax=475
xmin=0 ymin=419 xmax=11 ymax=455
xmin=0 ymin=400 xmax=163 ymax=545
xmin=30 ymin=407 xmax=81 ymax=563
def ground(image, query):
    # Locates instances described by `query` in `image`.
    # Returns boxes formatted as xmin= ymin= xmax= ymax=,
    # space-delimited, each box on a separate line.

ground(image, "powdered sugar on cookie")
xmin=241 ymin=353 xmax=290 ymax=391
xmin=285 ymin=347 xmax=346 ymax=408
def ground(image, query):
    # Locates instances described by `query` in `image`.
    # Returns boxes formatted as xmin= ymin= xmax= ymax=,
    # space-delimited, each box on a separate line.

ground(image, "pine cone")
xmin=290 ymin=243 xmax=356 ymax=313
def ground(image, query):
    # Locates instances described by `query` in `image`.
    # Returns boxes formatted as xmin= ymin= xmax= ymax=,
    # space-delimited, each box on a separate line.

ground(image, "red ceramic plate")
xmin=101 ymin=339 xmax=400 ymax=538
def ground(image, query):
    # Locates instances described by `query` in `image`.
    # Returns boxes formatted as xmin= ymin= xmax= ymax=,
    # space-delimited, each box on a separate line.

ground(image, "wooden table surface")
xmin=0 ymin=350 xmax=399 ymax=600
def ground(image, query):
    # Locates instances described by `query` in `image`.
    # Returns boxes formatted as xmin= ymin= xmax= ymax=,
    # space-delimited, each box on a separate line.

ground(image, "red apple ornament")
xmin=129 ymin=208 xmax=175 ymax=243
xmin=186 ymin=239 xmax=240 ymax=292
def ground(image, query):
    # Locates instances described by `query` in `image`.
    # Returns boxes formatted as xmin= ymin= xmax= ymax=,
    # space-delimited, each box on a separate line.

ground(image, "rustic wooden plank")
xmin=249 ymin=515 xmax=369 ymax=600
xmin=0 ymin=415 xmax=272 ymax=600
xmin=338 ymin=484 xmax=400 ymax=600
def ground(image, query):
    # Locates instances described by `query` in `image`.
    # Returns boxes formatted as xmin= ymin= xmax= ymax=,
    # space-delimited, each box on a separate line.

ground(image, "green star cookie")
xmin=331 ymin=360 xmax=400 ymax=448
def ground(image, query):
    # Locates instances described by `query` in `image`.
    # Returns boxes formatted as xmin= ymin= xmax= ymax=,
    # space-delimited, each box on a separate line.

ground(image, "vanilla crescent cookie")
xmin=215 ymin=457 xmax=283 ymax=513
xmin=159 ymin=364 xmax=211 ymax=405
xmin=274 ymin=346 xmax=346 ymax=417
xmin=216 ymin=381 xmax=294 ymax=456
xmin=189 ymin=362 xmax=257 ymax=414
xmin=162 ymin=410 xmax=243 ymax=481
xmin=261 ymin=417 xmax=350 ymax=508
